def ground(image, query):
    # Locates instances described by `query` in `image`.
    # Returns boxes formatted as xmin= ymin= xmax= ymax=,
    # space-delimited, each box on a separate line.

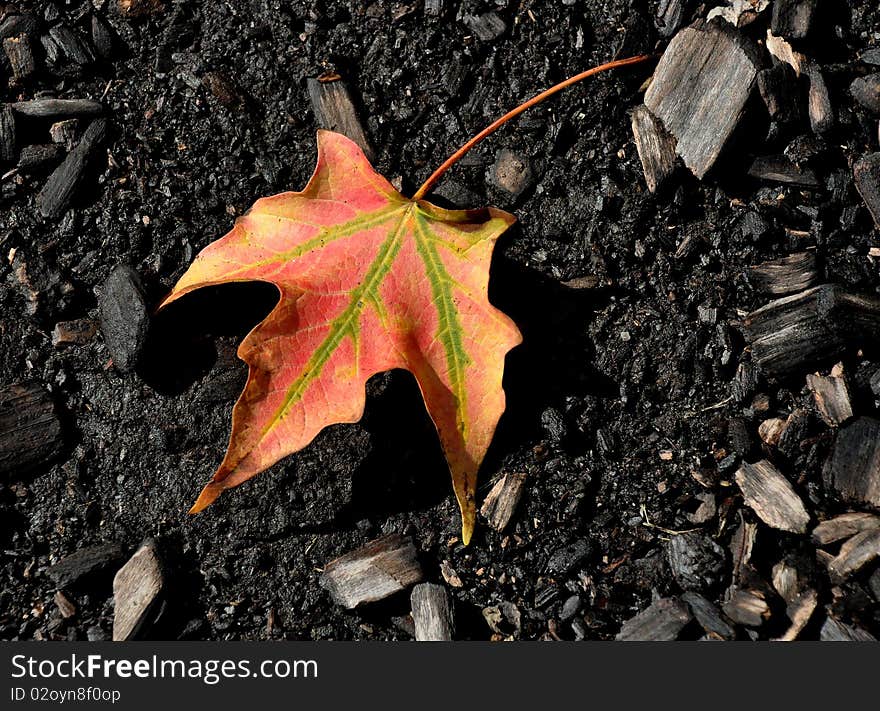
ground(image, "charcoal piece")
xmin=812 ymin=512 xmax=880 ymax=546
xmin=854 ymin=153 xmax=880 ymax=228
xmin=546 ymin=539 xmax=591 ymax=575
xmin=0 ymin=13 xmax=39 ymax=41
xmin=737 ymin=210 xmax=771 ymax=241
xmin=480 ymin=472 xmax=526 ymax=532
xmin=734 ymin=460 xmax=809 ymax=533
xmin=765 ymin=32 xmax=833 ymax=134
xmin=822 ymin=417 xmax=880 ymax=509
xmin=98 ymin=265 xmax=150 ymax=373
xmin=666 ymin=532 xmax=726 ymax=592
xmin=644 ymin=22 xmax=760 ymax=179
xmin=777 ymin=408 xmax=810 ymax=460
xmin=861 ymin=48 xmax=880 ymax=66
xmin=0 ymin=104 xmax=16 ymax=163
xmin=3 ymin=34 xmax=36 ymax=81
xmin=784 ymin=134 xmax=827 ymax=165
xmin=757 ymin=63 xmax=800 ymax=124
xmin=615 ymin=597 xmax=692 ymax=641
xmin=631 ymin=104 xmax=678 ymax=192
xmin=743 ymin=285 xmax=880 ymax=378
xmin=52 ymin=318 xmax=97 ymax=347
xmin=91 ymin=14 xmax=116 ymax=60
xmin=748 ymin=155 xmax=819 ymax=188
xmin=820 ymin=616 xmax=877 ymax=641
xmin=50 ymin=119 xmax=79 ymax=150
xmin=47 ymin=543 xmax=125 ymax=588
xmin=17 ymin=144 xmax=64 ymax=173
xmin=320 ymin=534 xmax=423 ymax=609
xmin=732 ymin=361 xmax=759 ymax=404
xmin=37 ymin=117 xmax=107 ymax=219
xmin=11 ymin=99 xmax=103 ymax=119
xmin=850 ymin=74 xmax=880 ymax=115
xmin=113 ymin=540 xmax=164 ymax=640
xmin=40 ymin=33 xmax=62 ymax=67
xmin=680 ymin=591 xmax=736 ymax=640
xmin=827 ymin=529 xmax=880 ymax=580
xmin=722 ymin=587 xmax=769 ymax=627
xmin=748 ymin=252 xmax=817 ymax=296
xmin=806 ymin=372 xmax=853 ymax=426
xmin=0 ymin=381 xmax=63 ymax=476
xmin=462 ymin=12 xmax=506 ymax=41
xmin=410 ymin=583 xmax=454 ymax=641
xmin=306 ymin=78 xmax=373 ymax=161
xmin=489 ymin=149 xmax=533 ymax=198
xmin=48 ymin=25 xmax=95 ymax=66
xmin=655 ymin=0 xmax=687 ymax=38
xmin=771 ymin=0 xmax=817 ymax=41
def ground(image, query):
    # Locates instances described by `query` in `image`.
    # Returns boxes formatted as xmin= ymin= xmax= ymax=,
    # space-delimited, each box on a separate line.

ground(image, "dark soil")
xmin=2 ymin=0 xmax=879 ymax=641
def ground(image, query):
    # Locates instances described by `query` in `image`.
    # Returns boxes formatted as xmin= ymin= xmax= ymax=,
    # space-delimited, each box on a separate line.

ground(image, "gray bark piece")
xmin=827 ymin=529 xmax=880 ymax=581
xmin=113 ymin=541 xmax=165 ymax=641
xmin=820 ymin=615 xmax=877 ymax=641
xmin=0 ymin=381 xmax=63 ymax=476
xmin=631 ymin=104 xmax=678 ymax=192
xmin=748 ymin=252 xmax=818 ymax=296
xmin=644 ymin=22 xmax=760 ymax=179
xmin=615 ymin=597 xmax=692 ymax=641
xmin=321 ymin=534 xmax=423 ymax=609
xmin=307 ymin=78 xmax=374 ymax=161
xmin=410 ymin=583 xmax=454 ymax=641
xmin=735 ymin=460 xmax=810 ymax=533
xmin=480 ymin=472 xmax=527 ymax=532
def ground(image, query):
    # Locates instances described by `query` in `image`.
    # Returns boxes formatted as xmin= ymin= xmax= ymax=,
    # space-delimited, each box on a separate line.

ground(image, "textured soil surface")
xmin=2 ymin=0 xmax=879 ymax=641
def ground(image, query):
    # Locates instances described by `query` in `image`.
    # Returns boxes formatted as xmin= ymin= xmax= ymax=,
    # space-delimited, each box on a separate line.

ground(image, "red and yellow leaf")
xmin=161 ymin=130 xmax=522 ymax=543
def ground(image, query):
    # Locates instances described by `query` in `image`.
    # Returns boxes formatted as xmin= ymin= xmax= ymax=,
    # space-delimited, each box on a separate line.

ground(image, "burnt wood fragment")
xmin=757 ymin=63 xmax=800 ymax=124
xmin=3 ymin=34 xmax=36 ymax=81
xmin=643 ymin=21 xmax=760 ymax=179
xmin=655 ymin=0 xmax=687 ymax=38
xmin=771 ymin=0 xmax=817 ymax=41
xmin=854 ymin=153 xmax=880 ymax=227
xmin=820 ymin=616 xmax=876 ymax=641
xmin=631 ymin=104 xmax=678 ymax=192
xmin=113 ymin=540 xmax=165 ymax=640
xmin=806 ymin=371 xmax=853 ymax=426
xmin=98 ymin=265 xmax=150 ymax=372
xmin=735 ymin=460 xmax=809 ymax=533
xmin=748 ymin=252 xmax=817 ymax=296
xmin=307 ymin=78 xmax=373 ymax=161
xmin=827 ymin=529 xmax=880 ymax=581
xmin=850 ymin=74 xmax=880 ymax=115
xmin=91 ymin=14 xmax=116 ymax=60
xmin=462 ymin=12 xmax=506 ymax=41
xmin=410 ymin=583 xmax=454 ymax=641
xmin=774 ymin=589 xmax=817 ymax=641
xmin=0 ymin=104 xmax=15 ymax=163
xmin=812 ymin=512 xmax=880 ymax=546
xmin=822 ymin=417 xmax=880 ymax=509
xmin=722 ymin=587 xmax=769 ymax=627
xmin=37 ymin=117 xmax=107 ymax=219
xmin=50 ymin=119 xmax=79 ymax=150
xmin=48 ymin=25 xmax=95 ymax=67
xmin=0 ymin=13 xmax=39 ymax=41
xmin=765 ymin=31 xmax=833 ymax=135
xmin=17 ymin=143 xmax=64 ymax=173
xmin=615 ymin=597 xmax=692 ymax=641
xmin=47 ymin=543 xmax=124 ymax=588
xmin=680 ymin=592 xmax=736 ymax=640
xmin=743 ymin=285 xmax=880 ymax=377
xmin=0 ymin=381 xmax=63 ymax=476
xmin=320 ymin=534 xmax=423 ymax=609
xmin=748 ymin=154 xmax=819 ymax=188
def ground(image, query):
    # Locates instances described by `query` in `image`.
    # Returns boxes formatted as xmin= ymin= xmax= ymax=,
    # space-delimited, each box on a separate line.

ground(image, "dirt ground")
xmin=2 ymin=0 xmax=879 ymax=641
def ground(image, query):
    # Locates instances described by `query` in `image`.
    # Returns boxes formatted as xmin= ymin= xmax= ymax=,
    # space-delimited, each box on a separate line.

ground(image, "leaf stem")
xmin=411 ymin=54 xmax=654 ymax=202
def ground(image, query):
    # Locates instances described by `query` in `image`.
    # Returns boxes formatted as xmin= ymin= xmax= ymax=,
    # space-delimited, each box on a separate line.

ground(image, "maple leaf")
xmin=161 ymin=130 xmax=522 ymax=543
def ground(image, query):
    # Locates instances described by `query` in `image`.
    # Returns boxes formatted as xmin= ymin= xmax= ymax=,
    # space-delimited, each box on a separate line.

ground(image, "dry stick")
xmin=411 ymin=54 xmax=653 ymax=201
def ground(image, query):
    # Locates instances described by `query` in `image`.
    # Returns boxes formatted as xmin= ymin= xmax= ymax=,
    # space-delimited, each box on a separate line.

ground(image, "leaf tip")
xmin=189 ymin=482 xmax=223 ymax=513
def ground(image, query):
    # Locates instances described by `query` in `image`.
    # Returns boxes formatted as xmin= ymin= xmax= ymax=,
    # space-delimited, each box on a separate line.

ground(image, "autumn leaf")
xmin=160 ymin=130 xmax=522 ymax=543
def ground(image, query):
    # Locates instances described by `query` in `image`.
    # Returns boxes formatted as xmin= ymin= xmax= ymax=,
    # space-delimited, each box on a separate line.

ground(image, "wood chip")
xmin=680 ymin=591 xmax=736 ymax=640
xmin=307 ymin=78 xmax=373 ymax=161
xmin=11 ymin=98 xmax=103 ymax=118
xmin=53 ymin=590 xmax=77 ymax=619
xmin=3 ymin=33 xmax=36 ymax=81
xmin=758 ymin=417 xmax=787 ymax=446
xmin=480 ymin=472 xmax=526 ymax=532
xmin=410 ymin=583 xmax=454 ymax=641
xmin=812 ymin=512 xmax=880 ymax=546
xmin=820 ymin=615 xmax=877 ymax=641
xmin=743 ymin=285 xmax=880 ymax=378
xmin=827 ymin=529 xmax=880 ymax=581
xmin=806 ymin=371 xmax=853 ymax=426
xmin=47 ymin=543 xmax=124 ymax=588
xmin=113 ymin=540 xmax=165 ymax=640
xmin=854 ymin=153 xmax=880 ymax=228
xmin=631 ymin=104 xmax=678 ymax=192
xmin=730 ymin=518 xmax=758 ymax=583
xmin=722 ymin=587 xmax=770 ymax=627
xmin=439 ymin=559 xmax=463 ymax=588
xmin=0 ymin=104 xmax=16 ymax=163
xmin=615 ymin=597 xmax=692 ymax=641
xmin=771 ymin=560 xmax=802 ymax=604
xmin=765 ymin=30 xmax=833 ymax=134
xmin=735 ymin=460 xmax=810 ymax=533
xmin=749 ymin=252 xmax=818 ymax=297
xmin=0 ymin=381 xmax=63 ymax=476
xmin=644 ymin=21 xmax=760 ymax=179
xmin=773 ymin=589 xmax=817 ymax=641
xmin=320 ymin=533 xmax=423 ymax=609
xmin=822 ymin=417 xmax=880 ymax=509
